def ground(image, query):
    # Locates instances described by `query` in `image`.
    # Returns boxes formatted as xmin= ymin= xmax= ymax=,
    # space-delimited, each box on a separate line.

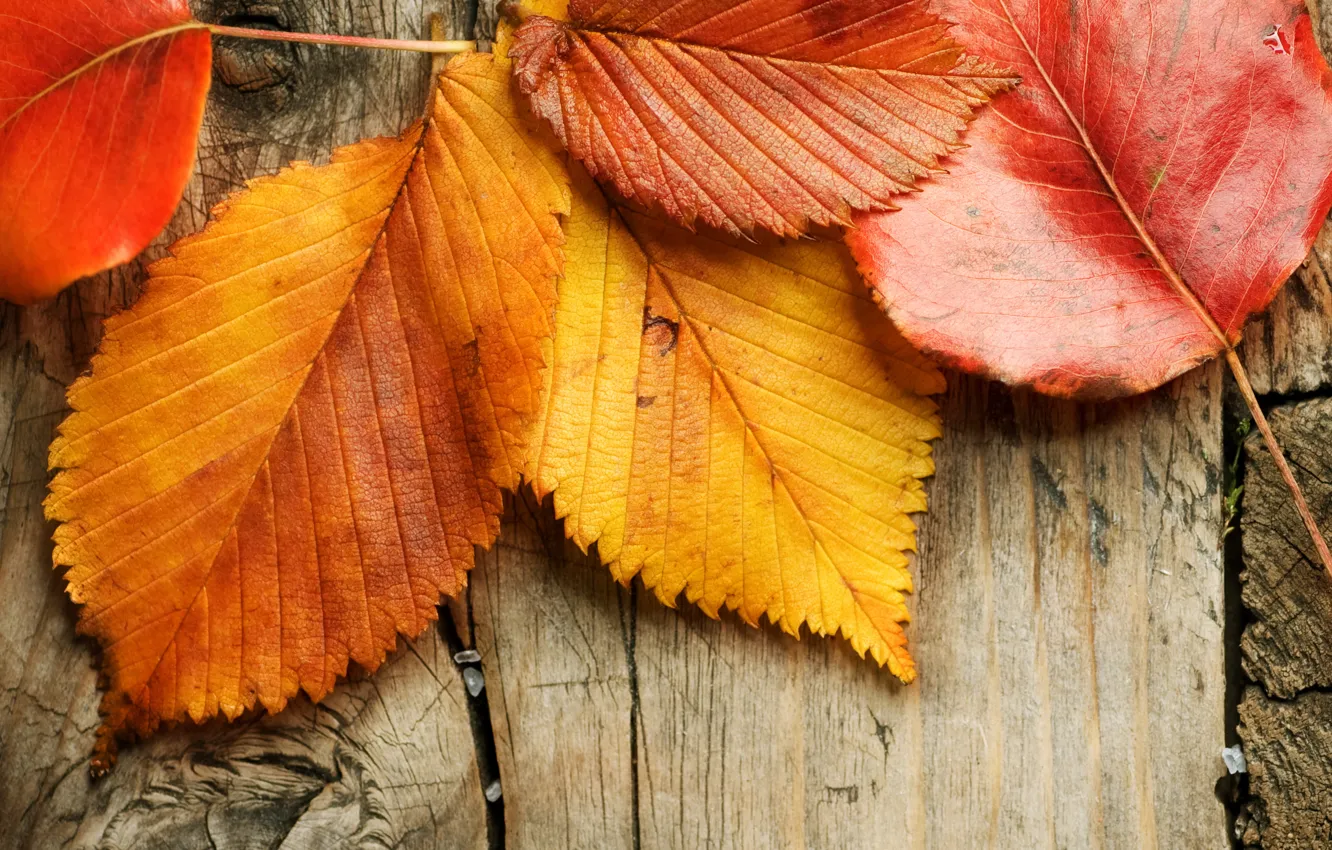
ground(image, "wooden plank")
xmin=0 ymin=2 xmax=490 ymax=848
xmin=471 ymin=496 xmax=636 ymax=849
xmin=1225 ymin=10 xmax=1332 ymax=845
xmin=473 ymin=367 xmax=1229 ymax=848
xmin=1231 ymin=13 xmax=1332 ymax=846
xmin=1239 ymin=399 xmax=1332 ymax=699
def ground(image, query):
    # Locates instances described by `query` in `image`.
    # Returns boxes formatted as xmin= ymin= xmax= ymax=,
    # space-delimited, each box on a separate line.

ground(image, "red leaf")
xmin=509 ymin=0 xmax=1015 ymax=239
xmin=848 ymin=0 xmax=1332 ymax=399
xmin=0 ymin=0 xmax=211 ymax=304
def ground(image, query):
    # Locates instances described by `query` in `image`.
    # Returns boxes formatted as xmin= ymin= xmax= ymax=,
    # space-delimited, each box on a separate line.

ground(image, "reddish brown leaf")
xmin=0 ymin=0 xmax=211 ymax=303
xmin=848 ymin=0 xmax=1332 ymax=399
xmin=509 ymin=0 xmax=1015 ymax=239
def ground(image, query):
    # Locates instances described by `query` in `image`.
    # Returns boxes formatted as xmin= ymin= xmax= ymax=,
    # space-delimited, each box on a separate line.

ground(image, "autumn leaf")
xmin=525 ymin=164 xmax=944 ymax=680
xmin=0 ymin=0 xmax=212 ymax=303
xmin=44 ymin=52 xmax=568 ymax=770
xmin=848 ymin=0 xmax=1332 ymax=400
xmin=508 ymin=0 xmax=1017 ymax=240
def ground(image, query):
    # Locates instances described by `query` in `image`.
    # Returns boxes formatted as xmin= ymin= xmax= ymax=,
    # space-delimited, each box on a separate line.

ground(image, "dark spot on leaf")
xmin=463 ymin=338 xmax=482 ymax=377
xmin=642 ymin=307 xmax=679 ymax=356
xmin=636 ymin=395 xmax=656 ymax=408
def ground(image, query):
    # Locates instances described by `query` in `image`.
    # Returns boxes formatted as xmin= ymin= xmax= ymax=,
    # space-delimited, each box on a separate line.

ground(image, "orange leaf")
xmin=0 ymin=0 xmax=212 ymax=303
xmin=509 ymin=0 xmax=1016 ymax=239
xmin=44 ymin=52 xmax=568 ymax=770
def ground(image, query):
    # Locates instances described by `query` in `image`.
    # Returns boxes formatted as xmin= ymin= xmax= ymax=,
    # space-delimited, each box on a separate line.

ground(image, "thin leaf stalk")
xmin=1225 ymin=348 xmax=1332 ymax=580
xmin=207 ymin=25 xmax=475 ymax=54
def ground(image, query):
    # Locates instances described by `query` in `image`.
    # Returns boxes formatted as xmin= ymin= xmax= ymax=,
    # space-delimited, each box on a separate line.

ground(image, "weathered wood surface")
xmin=1237 ymin=399 xmax=1332 ymax=849
xmin=19 ymin=0 xmax=1332 ymax=846
xmin=1241 ymin=223 xmax=1332 ymax=396
xmin=1237 ymin=689 xmax=1332 ymax=850
xmin=472 ymin=370 xmax=1229 ymax=850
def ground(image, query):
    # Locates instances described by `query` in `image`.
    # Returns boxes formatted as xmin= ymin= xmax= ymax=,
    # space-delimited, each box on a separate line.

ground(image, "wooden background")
xmin=2 ymin=0 xmax=1330 ymax=847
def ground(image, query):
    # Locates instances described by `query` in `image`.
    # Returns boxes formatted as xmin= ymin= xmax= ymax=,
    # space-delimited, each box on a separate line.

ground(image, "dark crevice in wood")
xmin=473 ymin=0 xmax=501 ymax=49
xmin=1247 ymin=681 xmax=1332 ymax=702
xmin=618 ymin=582 xmax=642 ymax=850
xmin=459 ymin=0 xmax=481 ymax=44
xmin=1220 ymin=379 xmax=1254 ymax=848
xmin=1253 ymin=385 xmax=1332 ymax=408
xmin=440 ymin=594 xmax=505 ymax=850
xmin=217 ymin=11 xmax=288 ymax=29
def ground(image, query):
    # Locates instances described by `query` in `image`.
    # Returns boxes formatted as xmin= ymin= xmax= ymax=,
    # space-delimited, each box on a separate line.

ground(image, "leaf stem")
xmin=207 ymin=24 xmax=475 ymax=54
xmin=1225 ymin=348 xmax=1332 ymax=580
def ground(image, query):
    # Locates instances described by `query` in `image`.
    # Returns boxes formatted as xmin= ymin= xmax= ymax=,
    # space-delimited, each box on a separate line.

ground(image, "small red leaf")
xmin=510 ymin=0 xmax=1015 ymax=239
xmin=849 ymin=0 xmax=1332 ymax=399
xmin=0 ymin=0 xmax=211 ymax=303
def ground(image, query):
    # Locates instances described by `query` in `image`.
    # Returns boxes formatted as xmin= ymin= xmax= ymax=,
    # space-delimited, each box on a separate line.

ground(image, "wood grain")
xmin=1237 ymin=688 xmax=1332 ymax=849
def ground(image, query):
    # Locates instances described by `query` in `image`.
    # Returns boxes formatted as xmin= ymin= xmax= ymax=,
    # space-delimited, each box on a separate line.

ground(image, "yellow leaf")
xmin=526 ymin=165 xmax=943 ymax=679
xmin=44 ymin=52 xmax=568 ymax=767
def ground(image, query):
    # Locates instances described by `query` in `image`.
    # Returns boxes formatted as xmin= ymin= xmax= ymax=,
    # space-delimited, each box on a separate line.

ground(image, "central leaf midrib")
xmin=618 ymin=206 xmax=915 ymax=666
xmin=991 ymin=0 xmax=1230 ymax=347
xmin=132 ymin=123 xmax=433 ymax=709
xmin=2 ymin=20 xmax=208 ymax=132
xmin=575 ymin=21 xmax=1014 ymax=81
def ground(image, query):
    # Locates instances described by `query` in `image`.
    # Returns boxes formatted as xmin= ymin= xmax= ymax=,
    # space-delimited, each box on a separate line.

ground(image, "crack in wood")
xmin=1221 ymin=382 xmax=1253 ymax=849
xmin=617 ymin=582 xmax=643 ymax=850
xmin=440 ymin=595 xmax=506 ymax=850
